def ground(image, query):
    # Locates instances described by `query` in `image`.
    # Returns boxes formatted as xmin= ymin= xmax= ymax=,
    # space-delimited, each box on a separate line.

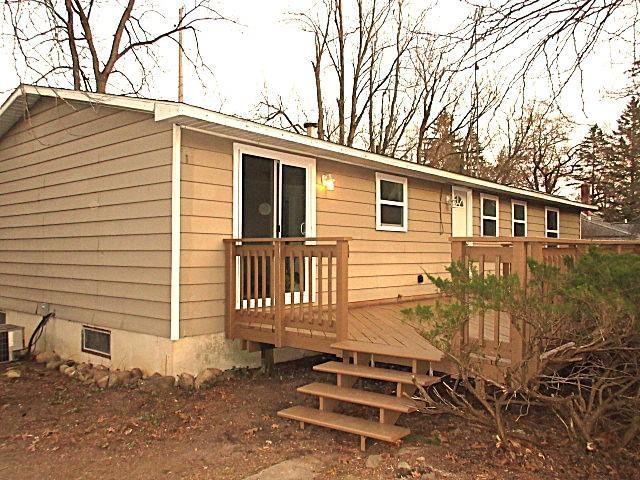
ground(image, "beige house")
xmin=0 ymin=85 xmax=594 ymax=376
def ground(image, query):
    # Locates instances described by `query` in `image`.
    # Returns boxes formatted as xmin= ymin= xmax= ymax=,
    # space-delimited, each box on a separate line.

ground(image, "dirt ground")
xmin=1 ymin=356 xmax=638 ymax=480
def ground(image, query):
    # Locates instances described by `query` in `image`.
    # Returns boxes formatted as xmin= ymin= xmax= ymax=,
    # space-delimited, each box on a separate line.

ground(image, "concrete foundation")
xmin=5 ymin=310 xmax=308 ymax=376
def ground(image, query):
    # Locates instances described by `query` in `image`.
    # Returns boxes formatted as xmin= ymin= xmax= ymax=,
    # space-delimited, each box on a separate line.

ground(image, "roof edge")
xmin=0 ymin=84 xmax=598 ymax=211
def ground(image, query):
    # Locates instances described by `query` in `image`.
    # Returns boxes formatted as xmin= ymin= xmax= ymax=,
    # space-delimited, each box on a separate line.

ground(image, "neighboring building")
xmin=581 ymin=213 xmax=640 ymax=240
xmin=0 ymin=85 xmax=595 ymax=375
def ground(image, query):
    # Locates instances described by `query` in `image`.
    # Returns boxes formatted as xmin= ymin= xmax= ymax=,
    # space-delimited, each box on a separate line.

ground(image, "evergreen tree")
xmin=422 ymin=111 xmax=464 ymax=173
xmin=612 ymin=95 xmax=640 ymax=222
xmin=573 ymin=124 xmax=618 ymax=218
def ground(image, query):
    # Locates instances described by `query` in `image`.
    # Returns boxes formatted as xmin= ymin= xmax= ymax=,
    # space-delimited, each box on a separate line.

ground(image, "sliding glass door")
xmin=237 ymin=149 xmax=315 ymax=305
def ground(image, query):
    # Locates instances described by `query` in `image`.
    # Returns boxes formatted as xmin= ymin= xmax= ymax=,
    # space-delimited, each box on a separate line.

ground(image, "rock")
xmin=35 ymin=351 xmax=59 ymax=364
xmin=177 ymin=373 xmax=195 ymax=390
xmin=92 ymin=366 xmax=109 ymax=382
xmin=95 ymin=375 xmax=109 ymax=389
xmin=142 ymin=375 xmax=175 ymax=392
xmin=4 ymin=368 xmax=21 ymax=379
xmin=365 ymin=454 xmax=382 ymax=469
xmin=46 ymin=360 xmax=64 ymax=370
xmin=107 ymin=373 xmax=121 ymax=388
xmin=195 ymin=367 xmax=223 ymax=390
xmin=130 ymin=368 xmax=144 ymax=381
xmin=396 ymin=461 xmax=412 ymax=477
xmin=243 ymin=456 xmax=323 ymax=480
xmin=420 ymin=473 xmax=436 ymax=480
xmin=107 ymin=370 xmax=132 ymax=388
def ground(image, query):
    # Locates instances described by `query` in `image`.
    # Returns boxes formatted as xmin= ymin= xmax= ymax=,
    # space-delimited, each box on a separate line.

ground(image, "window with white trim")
xmin=375 ymin=172 xmax=408 ymax=232
xmin=511 ymin=200 xmax=527 ymax=237
xmin=545 ymin=207 xmax=560 ymax=238
xmin=480 ymin=194 xmax=499 ymax=237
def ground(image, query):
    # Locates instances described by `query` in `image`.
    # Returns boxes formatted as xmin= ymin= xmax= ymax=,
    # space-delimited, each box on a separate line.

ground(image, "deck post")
xmin=224 ymin=240 xmax=236 ymax=339
xmin=451 ymin=239 xmax=465 ymax=263
xmin=335 ymin=239 xmax=349 ymax=342
xmin=512 ymin=241 xmax=527 ymax=287
xmin=274 ymin=240 xmax=285 ymax=348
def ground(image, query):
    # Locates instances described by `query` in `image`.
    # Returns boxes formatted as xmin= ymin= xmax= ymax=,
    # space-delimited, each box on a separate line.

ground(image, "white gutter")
xmin=170 ymin=124 xmax=182 ymax=341
xmin=0 ymin=84 xmax=597 ymax=211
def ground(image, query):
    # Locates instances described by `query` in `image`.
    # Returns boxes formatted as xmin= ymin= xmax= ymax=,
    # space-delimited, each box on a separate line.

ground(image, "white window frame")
xmin=232 ymin=143 xmax=317 ymax=308
xmin=545 ymin=207 xmax=560 ymax=238
xmin=480 ymin=193 xmax=499 ymax=237
xmin=375 ymin=172 xmax=408 ymax=232
xmin=511 ymin=200 xmax=528 ymax=237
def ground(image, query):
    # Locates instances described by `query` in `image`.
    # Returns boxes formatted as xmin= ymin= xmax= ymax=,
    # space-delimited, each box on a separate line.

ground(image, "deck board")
xmin=234 ymin=297 xmax=443 ymax=360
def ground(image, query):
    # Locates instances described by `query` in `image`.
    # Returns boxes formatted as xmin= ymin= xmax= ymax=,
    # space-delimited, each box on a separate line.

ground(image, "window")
xmin=511 ymin=200 xmax=527 ymax=237
xmin=545 ymin=207 xmax=560 ymax=238
xmin=376 ymin=172 xmax=408 ymax=232
xmin=480 ymin=194 xmax=499 ymax=237
xmin=82 ymin=326 xmax=111 ymax=358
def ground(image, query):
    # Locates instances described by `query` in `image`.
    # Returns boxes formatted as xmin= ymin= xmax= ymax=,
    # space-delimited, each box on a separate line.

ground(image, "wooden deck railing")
xmin=224 ymin=237 xmax=350 ymax=348
xmin=450 ymin=236 xmax=640 ymax=379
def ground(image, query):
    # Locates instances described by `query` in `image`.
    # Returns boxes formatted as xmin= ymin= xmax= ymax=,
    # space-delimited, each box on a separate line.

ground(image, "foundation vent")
xmin=82 ymin=326 xmax=111 ymax=358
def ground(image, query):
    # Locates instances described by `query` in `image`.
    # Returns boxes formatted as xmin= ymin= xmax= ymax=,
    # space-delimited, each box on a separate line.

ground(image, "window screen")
xmin=82 ymin=326 xmax=111 ymax=358
xmin=481 ymin=196 xmax=498 ymax=237
xmin=376 ymin=173 xmax=407 ymax=231
xmin=546 ymin=208 xmax=559 ymax=238
xmin=512 ymin=202 xmax=527 ymax=237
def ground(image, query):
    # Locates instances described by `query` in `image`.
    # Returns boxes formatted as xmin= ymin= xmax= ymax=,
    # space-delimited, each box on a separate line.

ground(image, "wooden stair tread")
xmin=331 ymin=340 xmax=442 ymax=362
xmin=298 ymin=382 xmax=418 ymax=413
xmin=277 ymin=406 xmax=410 ymax=442
xmin=314 ymin=361 xmax=440 ymax=387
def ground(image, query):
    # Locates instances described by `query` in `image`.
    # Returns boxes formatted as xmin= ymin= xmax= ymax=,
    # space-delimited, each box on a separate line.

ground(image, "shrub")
xmin=404 ymin=248 xmax=640 ymax=450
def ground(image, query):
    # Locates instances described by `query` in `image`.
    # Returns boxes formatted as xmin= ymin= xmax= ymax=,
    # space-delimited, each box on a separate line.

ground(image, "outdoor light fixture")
xmin=321 ymin=174 xmax=335 ymax=191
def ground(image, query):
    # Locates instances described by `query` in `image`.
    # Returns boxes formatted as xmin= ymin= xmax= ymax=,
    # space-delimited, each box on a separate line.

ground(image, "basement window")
xmin=545 ymin=207 xmax=560 ymax=238
xmin=512 ymin=200 xmax=527 ymax=237
xmin=376 ymin=172 xmax=408 ymax=232
xmin=481 ymin=194 xmax=499 ymax=237
xmin=81 ymin=326 xmax=111 ymax=358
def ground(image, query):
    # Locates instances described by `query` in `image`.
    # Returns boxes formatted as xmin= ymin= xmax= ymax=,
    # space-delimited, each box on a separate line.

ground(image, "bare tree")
xmin=2 ymin=0 xmax=230 ymax=95
xmin=491 ymin=102 xmax=579 ymax=194
xmin=455 ymin=1 xmax=639 ymax=105
xmin=258 ymin=0 xmax=428 ymax=158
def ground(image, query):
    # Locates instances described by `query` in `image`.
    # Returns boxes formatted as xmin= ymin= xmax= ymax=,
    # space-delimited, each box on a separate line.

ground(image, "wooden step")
xmin=314 ymin=361 xmax=440 ymax=387
xmin=331 ymin=340 xmax=442 ymax=362
xmin=298 ymin=382 xmax=418 ymax=413
xmin=277 ymin=405 xmax=410 ymax=443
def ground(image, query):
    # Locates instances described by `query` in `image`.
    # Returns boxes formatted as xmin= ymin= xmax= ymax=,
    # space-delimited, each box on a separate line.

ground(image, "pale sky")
xmin=0 ymin=0 xmax=635 ymax=146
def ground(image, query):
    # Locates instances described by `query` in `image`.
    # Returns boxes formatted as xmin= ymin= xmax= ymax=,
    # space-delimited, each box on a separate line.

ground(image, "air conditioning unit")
xmin=0 ymin=324 xmax=25 ymax=363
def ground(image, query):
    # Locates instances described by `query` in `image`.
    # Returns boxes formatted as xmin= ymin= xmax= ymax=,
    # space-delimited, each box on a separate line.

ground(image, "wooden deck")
xmin=234 ymin=297 xmax=444 ymax=360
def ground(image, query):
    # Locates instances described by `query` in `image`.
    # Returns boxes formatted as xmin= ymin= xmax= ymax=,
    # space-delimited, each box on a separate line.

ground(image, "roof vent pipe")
xmin=304 ymin=122 xmax=319 ymax=138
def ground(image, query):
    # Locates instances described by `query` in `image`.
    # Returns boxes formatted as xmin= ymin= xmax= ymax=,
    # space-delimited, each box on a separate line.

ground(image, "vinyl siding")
xmin=317 ymin=159 xmax=451 ymax=303
xmin=179 ymin=130 xmax=233 ymax=337
xmin=0 ymin=97 xmax=173 ymax=337
xmin=178 ymin=132 xmax=583 ymax=335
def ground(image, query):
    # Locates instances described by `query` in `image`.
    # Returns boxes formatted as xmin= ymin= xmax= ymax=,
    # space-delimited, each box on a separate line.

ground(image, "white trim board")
xmin=170 ymin=125 xmax=182 ymax=341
